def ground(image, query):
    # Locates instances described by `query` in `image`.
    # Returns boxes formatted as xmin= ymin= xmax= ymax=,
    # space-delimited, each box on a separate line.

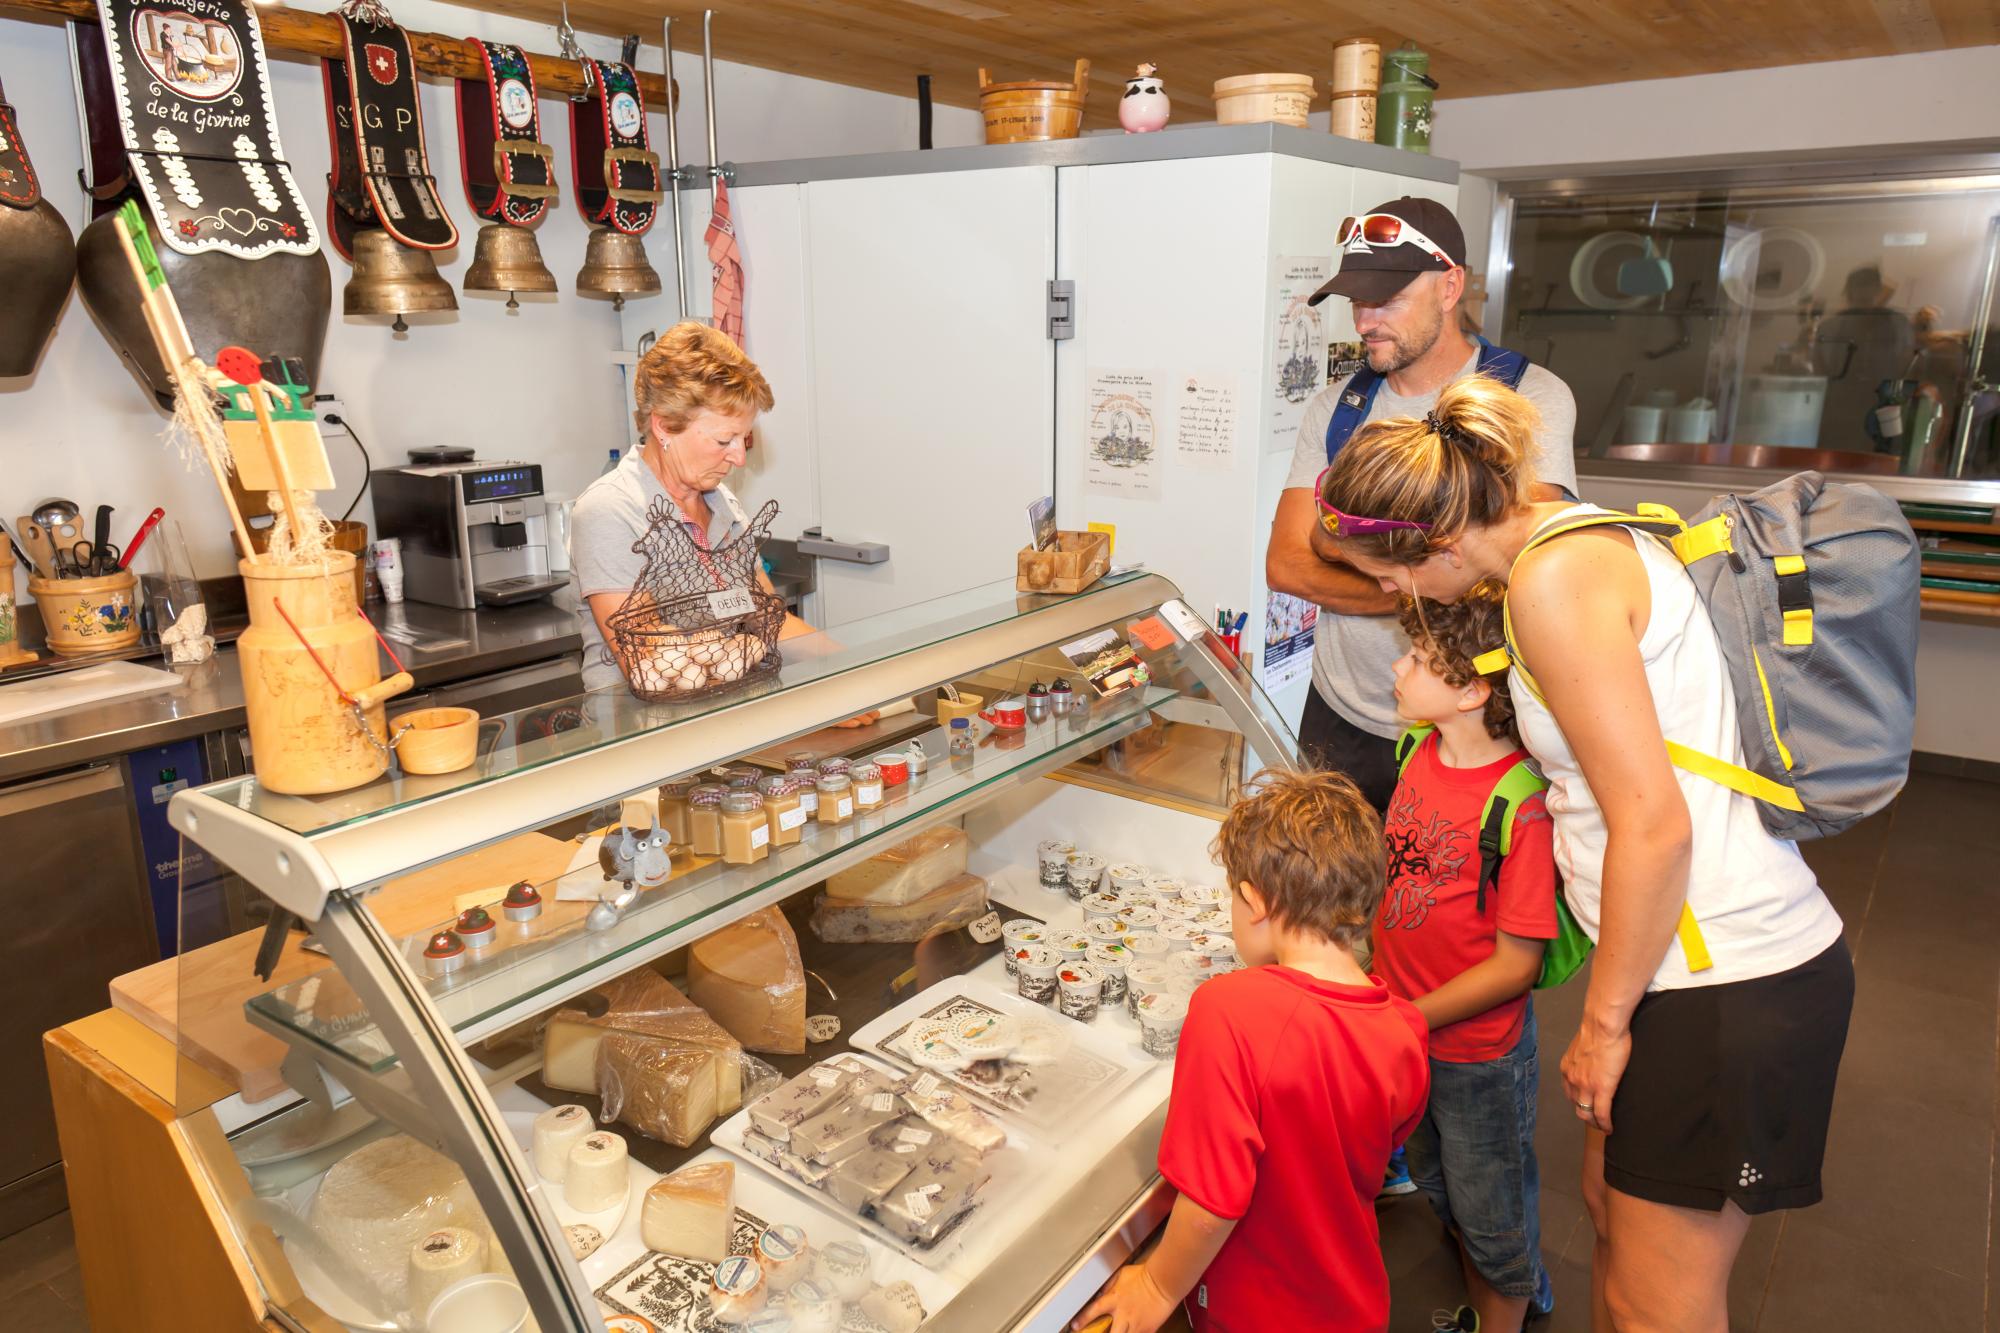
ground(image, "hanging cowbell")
xmin=575 ymin=226 xmax=660 ymax=311
xmin=344 ymin=229 xmax=458 ymax=332
xmin=0 ymin=78 xmax=76 ymax=378
xmin=464 ymin=223 xmax=557 ymax=309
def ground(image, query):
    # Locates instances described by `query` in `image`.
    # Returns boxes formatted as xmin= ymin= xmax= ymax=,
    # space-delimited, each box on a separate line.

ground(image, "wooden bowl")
xmin=1213 ymin=73 xmax=1317 ymax=127
xmin=393 ymin=706 xmax=480 ymax=774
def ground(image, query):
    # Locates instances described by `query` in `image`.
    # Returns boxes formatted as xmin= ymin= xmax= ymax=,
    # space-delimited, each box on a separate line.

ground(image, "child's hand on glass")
xmin=1073 ymin=1263 xmax=1177 ymax=1333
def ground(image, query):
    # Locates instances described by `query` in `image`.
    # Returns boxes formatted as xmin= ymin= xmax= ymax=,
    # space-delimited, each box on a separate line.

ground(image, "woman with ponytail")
xmin=1319 ymin=377 xmax=1852 ymax=1332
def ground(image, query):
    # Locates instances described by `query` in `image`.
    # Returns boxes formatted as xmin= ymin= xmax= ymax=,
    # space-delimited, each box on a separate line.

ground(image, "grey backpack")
xmin=1487 ymin=472 xmax=1921 ymax=841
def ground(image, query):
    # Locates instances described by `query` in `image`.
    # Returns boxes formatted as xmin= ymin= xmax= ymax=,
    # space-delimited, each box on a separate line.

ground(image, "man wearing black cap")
xmin=1265 ymin=196 xmax=1578 ymax=813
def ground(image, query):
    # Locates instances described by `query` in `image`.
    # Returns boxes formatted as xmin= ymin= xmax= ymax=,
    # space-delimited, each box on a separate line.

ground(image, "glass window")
xmin=1501 ymin=173 xmax=2000 ymax=479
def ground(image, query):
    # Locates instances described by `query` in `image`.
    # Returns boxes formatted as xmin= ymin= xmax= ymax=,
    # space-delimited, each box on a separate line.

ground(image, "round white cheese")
xmin=532 ymin=1104 xmax=593 ymax=1184
xmin=308 ymin=1135 xmax=478 ymax=1312
xmin=564 ymin=1131 xmax=630 ymax=1214
xmin=407 ymin=1225 xmax=486 ymax=1318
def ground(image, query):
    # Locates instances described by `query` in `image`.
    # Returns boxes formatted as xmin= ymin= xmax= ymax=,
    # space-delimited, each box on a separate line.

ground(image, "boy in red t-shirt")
xmin=1377 ymin=583 xmax=1559 ymax=1333
xmin=1076 ymin=769 xmax=1429 ymax=1333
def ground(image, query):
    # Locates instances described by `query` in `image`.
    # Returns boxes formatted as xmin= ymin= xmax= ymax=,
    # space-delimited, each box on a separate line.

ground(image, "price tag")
xmin=897 ymin=1126 xmax=934 ymax=1146
xmin=810 ymin=1066 xmax=843 ymax=1087
xmin=903 ymin=1190 xmax=935 ymax=1220
xmin=911 ymin=1072 xmax=942 ymax=1098
xmin=967 ymin=911 xmax=1002 ymax=944
xmin=706 ymin=587 xmax=756 ymax=620
xmin=868 ymin=1092 xmax=895 ymax=1113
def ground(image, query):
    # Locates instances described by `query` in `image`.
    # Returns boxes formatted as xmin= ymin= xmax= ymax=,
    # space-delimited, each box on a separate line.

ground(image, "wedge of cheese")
xmin=642 ymin=1160 xmax=736 ymax=1262
xmin=597 ymin=1033 xmax=722 ymax=1148
xmin=542 ymin=968 xmax=744 ymax=1114
xmin=823 ymin=828 xmax=969 ymax=906
xmin=688 ymin=907 xmax=806 ymax=1055
xmin=812 ymin=871 xmax=988 ymax=944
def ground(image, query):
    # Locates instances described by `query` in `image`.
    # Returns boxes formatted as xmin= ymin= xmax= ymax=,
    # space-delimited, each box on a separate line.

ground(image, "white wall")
xmin=0 ymin=0 xmax=981 ymax=587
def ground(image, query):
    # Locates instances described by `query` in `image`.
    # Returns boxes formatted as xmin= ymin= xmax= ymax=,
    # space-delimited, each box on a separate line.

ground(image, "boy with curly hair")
xmin=1378 ymin=579 xmax=1560 ymax=1332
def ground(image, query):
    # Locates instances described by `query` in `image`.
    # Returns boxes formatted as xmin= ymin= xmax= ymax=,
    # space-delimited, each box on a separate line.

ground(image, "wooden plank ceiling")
xmin=469 ymin=0 xmax=1999 ymax=131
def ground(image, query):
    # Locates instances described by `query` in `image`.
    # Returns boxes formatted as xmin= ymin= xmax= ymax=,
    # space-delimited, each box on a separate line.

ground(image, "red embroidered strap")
xmin=455 ymin=40 xmax=554 ymax=226
xmin=569 ymin=59 xmax=661 ymax=235
xmin=0 ymin=76 xmax=43 ymax=209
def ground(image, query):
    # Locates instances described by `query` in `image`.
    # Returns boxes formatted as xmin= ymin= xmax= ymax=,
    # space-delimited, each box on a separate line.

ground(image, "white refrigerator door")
xmin=803 ymin=166 xmax=1058 ymax=625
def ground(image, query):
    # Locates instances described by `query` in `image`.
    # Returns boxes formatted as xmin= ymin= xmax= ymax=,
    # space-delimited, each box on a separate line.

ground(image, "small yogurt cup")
xmin=1155 ymin=920 xmax=1206 ymax=951
xmin=1086 ymin=918 xmax=1133 ymax=948
xmin=1065 ymin=853 xmax=1106 ymax=900
xmin=1000 ymin=920 xmax=1045 ymax=976
xmin=1190 ymin=908 xmax=1234 ymax=934
xmin=1135 ymin=991 xmax=1190 ymax=1058
xmin=1115 ymin=905 xmax=1162 ymax=933
xmin=1179 ymin=883 xmax=1229 ymax=906
xmin=1120 ymin=931 xmax=1177 ymax=962
xmin=1013 ymin=944 xmax=1062 ymax=1004
xmin=1056 ymin=961 xmax=1105 ymax=1022
xmin=1125 ymin=960 xmax=1188 ymax=1018
xmin=1152 ymin=898 xmax=1203 ymax=922
xmin=1037 ymin=839 xmax=1077 ymax=888
xmin=1086 ymin=942 xmax=1132 ymax=1004
xmin=1106 ymin=863 xmax=1151 ymax=894
xmin=1045 ymin=928 xmax=1092 ymax=962
xmin=1188 ymin=933 xmax=1237 ymax=966
xmin=1080 ymin=891 xmax=1127 ymax=919
xmin=1141 ymin=875 xmax=1185 ymax=900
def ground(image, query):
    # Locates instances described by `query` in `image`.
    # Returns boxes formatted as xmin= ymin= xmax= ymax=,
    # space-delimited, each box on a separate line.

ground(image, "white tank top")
xmin=1511 ymin=506 xmax=1844 ymax=991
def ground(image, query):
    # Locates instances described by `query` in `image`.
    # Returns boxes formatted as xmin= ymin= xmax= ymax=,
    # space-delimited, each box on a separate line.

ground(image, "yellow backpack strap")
xmin=1472 ymin=646 xmax=1511 ymax=677
xmin=1663 ymin=740 xmax=1806 ymax=812
xmin=1676 ymin=904 xmax=1713 ymax=972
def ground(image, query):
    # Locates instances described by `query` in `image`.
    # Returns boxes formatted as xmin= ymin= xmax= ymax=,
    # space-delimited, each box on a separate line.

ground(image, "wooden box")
xmin=1017 ymin=530 xmax=1111 ymax=594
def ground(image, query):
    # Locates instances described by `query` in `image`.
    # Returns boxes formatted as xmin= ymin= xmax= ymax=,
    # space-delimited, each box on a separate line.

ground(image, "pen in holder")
xmin=1218 ymin=631 xmax=1244 ymax=662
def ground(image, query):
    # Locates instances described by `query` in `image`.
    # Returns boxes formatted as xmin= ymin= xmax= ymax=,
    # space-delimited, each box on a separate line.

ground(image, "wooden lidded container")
xmin=979 ymin=59 xmax=1090 ymax=144
xmin=28 ymin=570 xmax=141 ymax=655
xmin=236 ymin=551 xmax=413 ymax=795
xmin=1213 ymin=73 xmax=1317 ymax=128
xmin=1330 ymin=36 xmax=1381 ymax=141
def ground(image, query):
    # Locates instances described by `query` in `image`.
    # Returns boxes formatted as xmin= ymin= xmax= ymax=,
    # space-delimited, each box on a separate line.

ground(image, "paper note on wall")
xmin=1086 ymin=368 xmax=1161 ymax=502
xmin=1260 ymin=590 xmax=1318 ymax=691
xmin=1173 ymin=371 xmax=1238 ymax=471
xmin=1272 ymin=255 xmax=1332 ymax=451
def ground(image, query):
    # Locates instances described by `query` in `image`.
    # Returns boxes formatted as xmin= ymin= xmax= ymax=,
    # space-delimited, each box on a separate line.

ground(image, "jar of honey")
xmin=720 ymin=788 xmax=771 ymax=865
xmin=761 ymin=774 xmax=807 ymax=847
xmin=816 ymin=771 xmax=855 ymax=825
xmin=688 ymin=783 xmax=727 ymax=857
xmin=658 ymin=778 xmax=698 ymax=845
xmin=789 ymin=760 xmax=821 ymax=820
xmin=850 ymin=761 xmax=885 ymax=810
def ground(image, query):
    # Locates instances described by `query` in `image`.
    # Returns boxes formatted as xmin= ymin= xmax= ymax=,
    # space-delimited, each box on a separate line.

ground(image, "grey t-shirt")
xmin=570 ymin=449 xmax=750 ymax=692
xmin=1282 ymin=350 xmax=1579 ymax=738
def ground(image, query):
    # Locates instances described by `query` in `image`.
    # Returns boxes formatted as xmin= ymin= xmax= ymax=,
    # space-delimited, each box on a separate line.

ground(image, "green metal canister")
xmin=1374 ymin=42 xmax=1435 ymax=153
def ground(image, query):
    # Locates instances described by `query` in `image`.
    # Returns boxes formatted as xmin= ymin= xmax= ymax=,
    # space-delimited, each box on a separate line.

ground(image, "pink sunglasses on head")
xmin=1313 ymin=466 xmax=1435 ymax=538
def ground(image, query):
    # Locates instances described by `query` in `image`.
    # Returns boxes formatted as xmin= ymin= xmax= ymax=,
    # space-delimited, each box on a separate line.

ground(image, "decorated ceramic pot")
xmin=1120 ymin=63 xmax=1170 ymax=134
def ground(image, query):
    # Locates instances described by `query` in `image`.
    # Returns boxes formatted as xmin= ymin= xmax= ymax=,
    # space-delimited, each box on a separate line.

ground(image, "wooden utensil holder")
xmin=28 ymin=570 xmax=141 ymax=654
xmin=1016 ymin=530 xmax=1112 ymax=594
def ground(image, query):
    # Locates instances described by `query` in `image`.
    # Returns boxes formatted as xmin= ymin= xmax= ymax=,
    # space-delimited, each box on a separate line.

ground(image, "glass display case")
xmin=166 ymin=571 xmax=1296 ymax=1333
xmin=1493 ymin=162 xmax=2000 ymax=484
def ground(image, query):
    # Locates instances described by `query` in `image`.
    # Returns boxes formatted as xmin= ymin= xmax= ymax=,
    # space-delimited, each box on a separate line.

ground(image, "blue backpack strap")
xmin=1474 ymin=340 xmax=1531 ymax=389
xmin=1324 ymin=365 xmax=1386 ymax=462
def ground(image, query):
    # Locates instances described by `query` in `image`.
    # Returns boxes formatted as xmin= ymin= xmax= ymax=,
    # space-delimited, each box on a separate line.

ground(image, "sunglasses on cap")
xmin=1313 ymin=466 xmax=1435 ymax=538
xmin=1337 ymin=213 xmax=1458 ymax=271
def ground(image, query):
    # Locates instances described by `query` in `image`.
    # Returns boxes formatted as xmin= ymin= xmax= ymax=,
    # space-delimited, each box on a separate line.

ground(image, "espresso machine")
xmin=371 ymin=449 xmax=568 ymax=609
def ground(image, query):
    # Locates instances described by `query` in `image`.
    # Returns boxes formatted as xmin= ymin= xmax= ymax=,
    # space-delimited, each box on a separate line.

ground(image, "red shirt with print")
xmin=1373 ymin=733 xmax=1560 ymax=1062
xmin=1158 ymin=966 xmax=1429 ymax=1333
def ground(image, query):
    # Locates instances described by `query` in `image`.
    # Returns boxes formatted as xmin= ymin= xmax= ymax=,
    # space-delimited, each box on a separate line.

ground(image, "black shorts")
xmin=1297 ymin=689 xmax=1398 ymax=814
xmin=1605 ymin=937 xmax=1854 ymax=1214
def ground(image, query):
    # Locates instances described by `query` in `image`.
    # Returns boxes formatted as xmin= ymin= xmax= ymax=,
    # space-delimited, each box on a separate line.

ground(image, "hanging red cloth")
xmin=706 ymin=176 xmax=746 ymax=346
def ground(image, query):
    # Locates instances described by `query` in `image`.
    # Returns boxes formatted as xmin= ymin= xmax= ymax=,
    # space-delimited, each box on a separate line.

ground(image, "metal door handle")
xmin=799 ymin=528 xmax=890 ymax=564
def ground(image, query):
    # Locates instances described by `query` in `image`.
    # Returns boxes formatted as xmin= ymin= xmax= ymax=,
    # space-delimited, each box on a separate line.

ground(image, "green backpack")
xmin=1394 ymin=726 xmax=1592 ymax=989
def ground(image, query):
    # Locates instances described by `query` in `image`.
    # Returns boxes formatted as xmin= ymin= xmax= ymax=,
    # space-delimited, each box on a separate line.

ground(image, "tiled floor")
xmin=1382 ymin=769 xmax=2000 ymax=1331
xmin=1 ymin=772 xmax=1992 ymax=1332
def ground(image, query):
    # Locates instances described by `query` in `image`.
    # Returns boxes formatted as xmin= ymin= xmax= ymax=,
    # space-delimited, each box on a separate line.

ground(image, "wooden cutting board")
xmin=108 ymin=830 xmax=587 ymax=1103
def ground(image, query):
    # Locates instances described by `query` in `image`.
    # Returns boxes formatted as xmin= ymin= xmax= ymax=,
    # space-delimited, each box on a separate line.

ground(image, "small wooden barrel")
xmin=393 ymin=706 xmax=480 ymax=774
xmin=28 ymin=570 xmax=141 ymax=654
xmin=980 ymin=59 xmax=1090 ymax=144
xmin=1332 ymin=38 xmax=1382 ymax=96
xmin=1330 ymin=90 xmax=1378 ymax=141
xmin=1212 ymin=73 xmax=1317 ymax=128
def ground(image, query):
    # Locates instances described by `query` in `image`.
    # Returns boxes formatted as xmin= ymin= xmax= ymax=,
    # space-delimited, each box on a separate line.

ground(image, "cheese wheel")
xmin=688 ymin=907 xmax=806 ymax=1054
xmin=816 ymin=1240 xmax=873 ymax=1302
xmin=784 ymin=1278 xmax=840 ymax=1333
xmin=754 ymin=1222 xmax=812 ymax=1291
xmin=407 ymin=1226 xmax=486 ymax=1318
xmin=531 ymin=1104 xmax=593 ymax=1183
xmin=709 ymin=1254 xmax=768 ymax=1324
xmin=824 ymin=828 xmax=970 ymax=905
xmin=564 ymin=1131 xmax=630 ymax=1213
xmin=308 ymin=1135 xmax=479 ymax=1312
xmin=640 ymin=1161 xmax=735 ymax=1262
xmin=598 ymin=1033 xmax=722 ymax=1148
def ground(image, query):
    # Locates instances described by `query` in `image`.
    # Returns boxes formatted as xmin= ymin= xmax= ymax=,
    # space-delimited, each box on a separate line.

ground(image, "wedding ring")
xmin=1576 ymin=1101 xmax=1594 ymax=1111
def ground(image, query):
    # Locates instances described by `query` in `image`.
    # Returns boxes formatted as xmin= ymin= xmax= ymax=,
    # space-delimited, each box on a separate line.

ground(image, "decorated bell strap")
xmin=86 ymin=0 xmax=319 ymax=257
xmin=455 ymin=41 xmax=554 ymax=227
xmin=0 ymin=74 xmax=43 ymax=208
xmin=569 ymin=59 xmax=662 ymax=236
xmin=322 ymin=13 xmax=457 ymax=255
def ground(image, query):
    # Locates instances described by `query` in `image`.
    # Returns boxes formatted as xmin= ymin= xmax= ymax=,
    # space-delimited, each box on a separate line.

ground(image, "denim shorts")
xmin=1401 ymin=1005 xmax=1544 ymax=1299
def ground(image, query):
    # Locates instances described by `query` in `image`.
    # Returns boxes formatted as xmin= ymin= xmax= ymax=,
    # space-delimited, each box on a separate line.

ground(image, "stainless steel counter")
xmin=0 ymin=598 xmax=584 ymax=784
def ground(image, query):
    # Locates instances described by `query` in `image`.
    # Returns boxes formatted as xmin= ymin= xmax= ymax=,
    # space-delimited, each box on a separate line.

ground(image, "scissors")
xmin=68 ymin=538 xmax=121 ymax=577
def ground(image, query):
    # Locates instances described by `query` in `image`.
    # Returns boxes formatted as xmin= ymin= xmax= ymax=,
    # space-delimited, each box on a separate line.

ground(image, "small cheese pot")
xmin=392 ymin=706 xmax=481 ymax=774
xmin=978 ymin=697 xmax=1029 ymax=730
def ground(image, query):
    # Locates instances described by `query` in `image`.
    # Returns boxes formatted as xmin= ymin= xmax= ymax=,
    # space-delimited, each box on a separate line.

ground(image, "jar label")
xmin=857 ymin=783 xmax=883 ymax=803
xmin=751 ymin=824 xmax=770 ymax=848
xmin=837 ymin=798 xmax=853 ymax=817
xmin=779 ymin=806 xmax=808 ymax=830
xmin=707 ymin=587 xmax=756 ymax=619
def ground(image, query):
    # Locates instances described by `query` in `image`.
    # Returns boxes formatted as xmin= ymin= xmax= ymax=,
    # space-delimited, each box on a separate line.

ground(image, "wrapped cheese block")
xmin=861 ymin=1280 xmax=928 ymax=1333
xmin=408 ymin=1226 xmax=487 ymax=1318
xmin=641 ymin=1161 xmax=735 ymax=1262
xmin=748 ymin=1056 xmax=868 ymax=1142
xmin=564 ymin=1131 xmax=630 ymax=1212
xmin=741 ymin=1128 xmax=834 ymax=1188
xmin=597 ymin=1032 xmax=721 ymax=1148
xmin=891 ymin=1071 xmax=1006 ymax=1155
xmin=874 ymin=1149 xmax=987 ymax=1246
xmin=825 ymin=1143 xmax=916 ymax=1213
xmin=532 ymin=1104 xmax=594 ymax=1182
xmin=811 ymin=871 xmax=990 ymax=944
xmin=309 ymin=1135 xmax=479 ymax=1311
xmin=709 ymin=1254 xmax=769 ymax=1324
xmin=824 ymin=827 xmax=970 ymax=905
xmin=543 ymin=969 xmax=745 ymax=1114
xmin=688 ymin=907 xmax=807 ymax=1054
xmin=792 ymin=1073 xmax=901 ymax=1165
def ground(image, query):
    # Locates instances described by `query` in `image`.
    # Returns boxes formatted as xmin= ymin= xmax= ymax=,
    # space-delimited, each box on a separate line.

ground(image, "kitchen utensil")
xmin=119 ymin=507 xmax=166 ymax=568
xmin=1737 ymin=373 xmax=1829 ymax=447
xmin=0 ymin=516 xmax=42 ymax=578
xmin=27 ymin=569 xmax=141 ymax=653
xmin=1617 ymin=203 xmax=1675 ymax=297
xmin=31 ymin=498 xmax=83 ymax=568
xmin=68 ymin=538 xmax=121 ymax=577
xmin=13 ymin=518 xmax=57 ymax=580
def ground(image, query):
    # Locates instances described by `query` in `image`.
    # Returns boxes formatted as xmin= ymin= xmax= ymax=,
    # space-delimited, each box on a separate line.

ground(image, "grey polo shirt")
xmin=1282 ymin=350 xmax=1579 ymax=738
xmin=570 ymin=448 xmax=750 ymax=691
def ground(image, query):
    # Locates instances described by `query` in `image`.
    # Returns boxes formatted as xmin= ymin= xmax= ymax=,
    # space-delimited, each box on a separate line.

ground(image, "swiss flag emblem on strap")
xmin=365 ymin=44 xmax=399 ymax=85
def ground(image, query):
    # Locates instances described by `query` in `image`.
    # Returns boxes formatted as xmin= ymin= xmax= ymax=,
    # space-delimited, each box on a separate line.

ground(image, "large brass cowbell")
xmin=464 ymin=222 xmax=557 ymax=309
xmin=576 ymin=226 xmax=660 ymax=311
xmin=344 ymin=228 xmax=458 ymax=332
